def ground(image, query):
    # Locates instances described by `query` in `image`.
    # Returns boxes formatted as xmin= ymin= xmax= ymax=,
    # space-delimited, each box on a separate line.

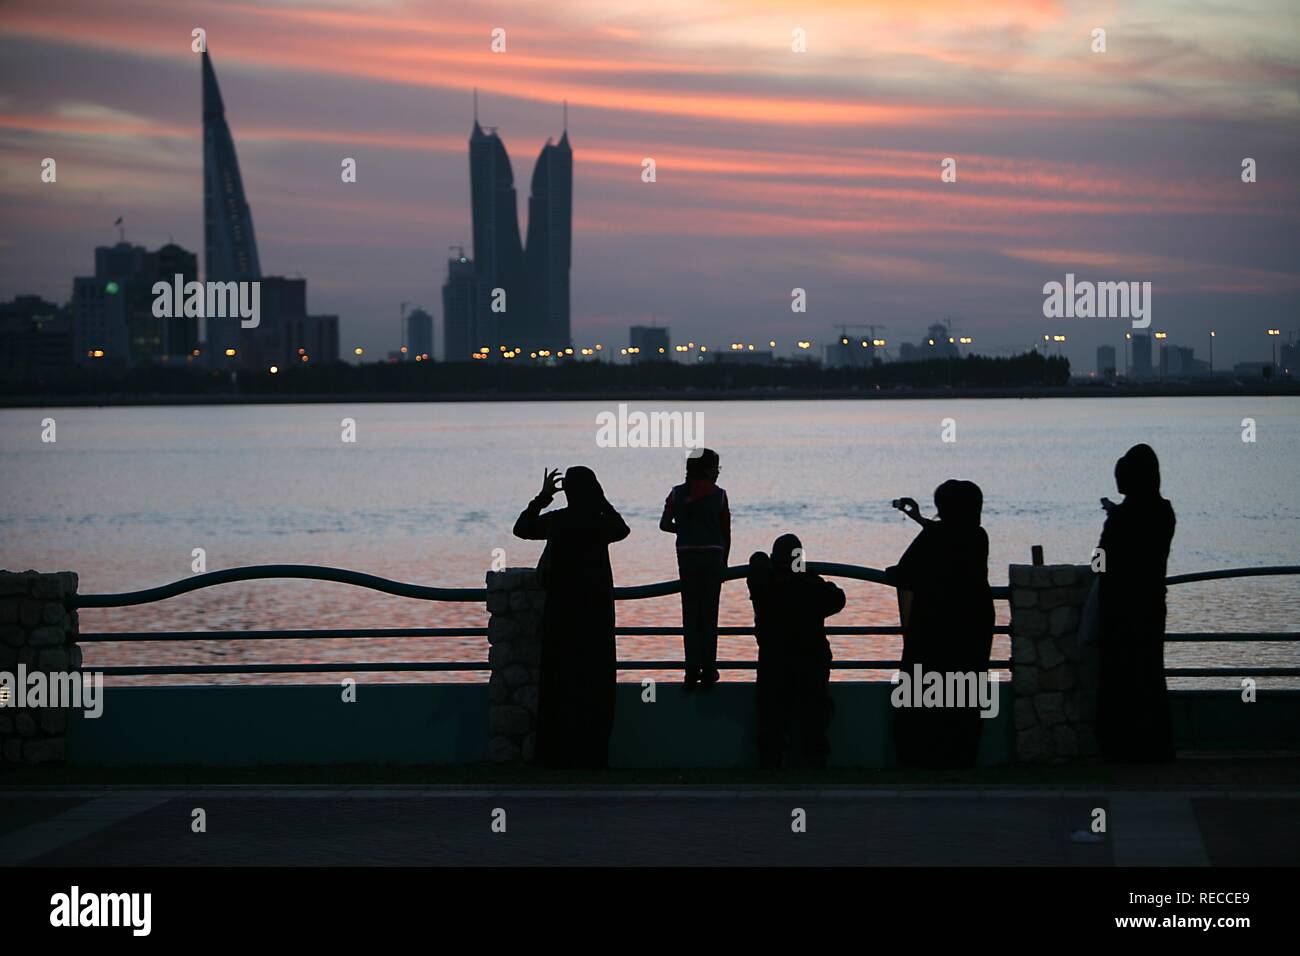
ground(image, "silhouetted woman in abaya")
xmin=886 ymin=480 xmax=994 ymax=768
xmin=514 ymin=466 xmax=630 ymax=769
xmin=1095 ymin=443 xmax=1176 ymax=762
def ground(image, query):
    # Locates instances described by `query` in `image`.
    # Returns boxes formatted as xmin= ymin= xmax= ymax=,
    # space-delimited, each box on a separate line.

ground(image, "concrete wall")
xmin=61 ymin=680 xmax=1297 ymax=769
xmin=69 ymin=684 xmax=488 ymax=767
xmin=610 ymin=681 xmax=1014 ymax=769
xmin=62 ymin=682 xmax=1011 ymax=768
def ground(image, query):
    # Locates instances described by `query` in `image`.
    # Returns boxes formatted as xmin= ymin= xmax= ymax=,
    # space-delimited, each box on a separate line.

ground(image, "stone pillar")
xmin=1009 ymin=564 xmax=1097 ymax=763
xmin=0 ymin=570 xmax=81 ymax=766
xmin=485 ymin=568 xmax=544 ymax=763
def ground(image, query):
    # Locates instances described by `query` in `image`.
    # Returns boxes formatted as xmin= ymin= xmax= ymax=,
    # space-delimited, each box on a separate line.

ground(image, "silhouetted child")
xmin=660 ymin=448 xmax=729 ymax=689
xmin=747 ymin=534 xmax=845 ymax=768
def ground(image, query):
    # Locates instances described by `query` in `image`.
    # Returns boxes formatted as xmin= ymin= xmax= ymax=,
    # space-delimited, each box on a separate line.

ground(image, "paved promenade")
xmin=2 ymin=785 xmax=1296 ymax=866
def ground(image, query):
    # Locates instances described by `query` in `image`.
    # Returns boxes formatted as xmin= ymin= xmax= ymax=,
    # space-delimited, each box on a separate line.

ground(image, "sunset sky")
xmin=1 ymin=0 xmax=1297 ymax=367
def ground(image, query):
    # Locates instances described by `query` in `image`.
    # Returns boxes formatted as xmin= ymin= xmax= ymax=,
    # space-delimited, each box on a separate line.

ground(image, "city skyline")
xmin=1 ymin=0 xmax=1298 ymax=368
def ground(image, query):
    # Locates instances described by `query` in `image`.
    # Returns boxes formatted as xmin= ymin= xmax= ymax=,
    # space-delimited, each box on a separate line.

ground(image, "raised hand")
xmin=537 ymin=468 xmax=562 ymax=506
xmin=895 ymin=496 xmax=921 ymax=521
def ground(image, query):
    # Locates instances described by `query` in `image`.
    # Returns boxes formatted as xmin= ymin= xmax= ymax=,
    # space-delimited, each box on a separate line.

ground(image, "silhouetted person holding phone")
xmin=886 ymin=480 xmax=994 ymax=768
xmin=1095 ymin=443 xmax=1176 ymax=763
xmin=660 ymin=448 xmax=730 ymax=689
xmin=514 ymin=466 xmax=630 ymax=769
xmin=747 ymin=534 xmax=845 ymax=768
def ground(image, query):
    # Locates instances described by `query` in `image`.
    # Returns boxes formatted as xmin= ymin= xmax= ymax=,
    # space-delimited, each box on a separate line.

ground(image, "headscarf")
xmin=1115 ymin=443 xmax=1161 ymax=498
xmin=771 ymin=533 xmax=803 ymax=574
xmin=562 ymin=465 xmax=607 ymax=514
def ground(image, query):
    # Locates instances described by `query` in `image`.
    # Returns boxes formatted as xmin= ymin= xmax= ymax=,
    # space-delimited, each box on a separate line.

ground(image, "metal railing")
xmin=68 ymin=562 xmax=1300 ymax=679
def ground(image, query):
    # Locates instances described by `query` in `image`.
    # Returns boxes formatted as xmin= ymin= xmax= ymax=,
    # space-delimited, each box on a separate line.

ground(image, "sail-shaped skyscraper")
xmin=202 ymin=50 xmax=261 ymax=359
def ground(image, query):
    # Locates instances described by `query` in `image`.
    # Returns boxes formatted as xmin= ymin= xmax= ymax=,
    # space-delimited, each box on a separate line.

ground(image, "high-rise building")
xmin=71 ymin=240 xmax=198 ymax=365
xmin=251 ymin=276 xmax=307 ymax=369
xmin=526 ymin=129 xmax=572 ymax=350
xmin=629 ymin=325 xmax=670 ymax=363
xmin=442 ymin=249 xmax=478 ymax=362
xmin=453 ymin=100 xmax=572 ymax=359
xmin=147 ymin=243 xmax=200 ymax=357
xmin=203 ymin=50 xmax=262 ymax=360
xmin=407 ymin=307 xmax=433 ymax=361
xmin=285 ymin=314 xmax=339 ymax=366
xmin=1096 ymin=344 xmax=1116 ymax=379
xmin=1160 ymin=344 xmax=1208 ymax=378
xmin=1131 ymin=333 xmax=1152 ymax=378
xmin=82 ymin=242 xmax=145 ymax=363
xmin=71 ymin=274 xmax=128 ymax=363
xmin=0 ymin=296 xmax=73 ymax=370
xmin=469 ymin=118 xmax=526 ymax=352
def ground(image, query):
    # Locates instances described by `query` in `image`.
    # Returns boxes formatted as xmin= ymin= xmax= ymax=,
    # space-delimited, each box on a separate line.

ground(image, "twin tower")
xmin=443 ymin=105 xmax=573 ymax=361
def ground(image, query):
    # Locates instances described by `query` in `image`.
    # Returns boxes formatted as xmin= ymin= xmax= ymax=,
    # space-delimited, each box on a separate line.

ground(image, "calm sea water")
xmin=1 ymin=398 xmax=1296 ymax=685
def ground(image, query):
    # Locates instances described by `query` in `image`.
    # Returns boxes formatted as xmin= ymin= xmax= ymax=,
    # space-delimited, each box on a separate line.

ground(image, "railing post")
xmin=485 ymin=568 xmax=544 ymax=762
xmin=1008 ymin=563 xmax=1097 ymax=763
xmin=0 ymin=570 xmax=82 ymax=766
